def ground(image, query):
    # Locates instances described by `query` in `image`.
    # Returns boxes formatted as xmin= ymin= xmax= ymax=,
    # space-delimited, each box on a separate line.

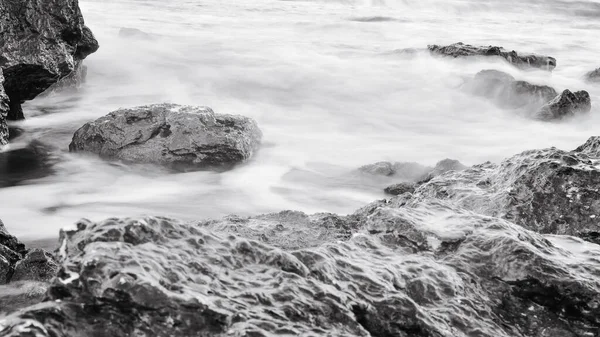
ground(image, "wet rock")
xmin=0 ymin=0 xmax=98 ymax=119
xmin=585 ymin=67 xmax=600 ymax=83
xmin=0 ymin=140 xmax=57 ymax=187
xmin=384 ymin=182 xmax=415 ymax=195
xmin=428 ymin=42 xmax=556 ymax=71
xmin=468 ymin=69 xmax=558 ymax=110
xmin=118 ymin=27 xmax=156 ymax=40
xmin=0 ymin=220 xmax=27 ymax=284
xmin=40 ymin=61 xmax=88 ymax=96
xmin=0 ymin=70 xmax=9 ymax=145
xmin=2 ymin=200 xmax=600 ymax=336
xmin=412 ymin=136 xmax=600 ymax=243
xmin=534 ymin=89 xmax=592 ymax=120
xmin=417 ymin=158 xmax=467 ymax=184
xmin=0 ymin=282 xmax=50 ymax=315
xmin=69 ymin=103 xmax=262 ymax=171
xmin=11 ymin=249 xmax=58 ymax=283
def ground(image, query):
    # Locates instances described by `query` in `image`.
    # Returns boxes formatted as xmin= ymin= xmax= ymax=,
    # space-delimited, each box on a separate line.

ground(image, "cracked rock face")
xmin=428 ymin=42 xmax=556 ymax=71
xmin=0 ymin=0 xmax=98 ymax=120
xmin=69 ymin=104 xmax=263 ymax=171
xmin=1 ymin=199 xmax=599 ymax=337
xmin=411 ymin=136 xmax=600 ymax=244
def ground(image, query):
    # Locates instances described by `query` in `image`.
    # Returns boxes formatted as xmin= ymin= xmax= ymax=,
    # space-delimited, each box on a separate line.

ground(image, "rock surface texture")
xmin=428 ymin=42 xmax=556 ymax=71
xmin=0 ymin=0 xmax=98 ymax=121
xmin=0 ymin=70 xmax=9 ymax=145
xmin=69 ymin=104 xmax=262 ymax=171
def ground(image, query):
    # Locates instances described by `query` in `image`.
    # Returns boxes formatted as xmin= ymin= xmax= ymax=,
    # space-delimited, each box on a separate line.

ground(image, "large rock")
xmin=467 ymin=69 xmax=558 ymax=110
xmin=411 ymin=136 xmax=600 ymax=243
xmin=0 ymin=0 xmax=98 ymax=120
xmin=1 ymin=200 xmax=599 ymax=336
xmin=428 ymin=42 xmax=556 ymax=71
xmin=534 ymin=89 xmax=592 ymax=120
xmin=69 ymin=104 xmax=262 ymax=171
xmin=0 ymin=70 xmax=9 ymax=145
xmin=585 ymin=67 xmax=600 ymax=83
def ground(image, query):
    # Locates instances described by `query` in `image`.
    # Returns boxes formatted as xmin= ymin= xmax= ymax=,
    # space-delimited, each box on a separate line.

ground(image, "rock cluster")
xmin=0 ymin=0 xmax=99 ymax=143
xmin=69 ymin=104 xmax=263 ymax=171
xmin=428 ymin=42 xmax=556 ymax=71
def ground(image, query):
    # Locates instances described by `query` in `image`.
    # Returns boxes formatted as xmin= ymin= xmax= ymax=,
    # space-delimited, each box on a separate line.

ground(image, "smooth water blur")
xmin=2 ymin=0 xmax=600 ymax=239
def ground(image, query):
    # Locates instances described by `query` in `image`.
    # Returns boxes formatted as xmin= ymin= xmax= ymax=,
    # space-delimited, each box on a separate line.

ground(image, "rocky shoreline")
xmin=1 ymin=0 xmax=600 ymax=336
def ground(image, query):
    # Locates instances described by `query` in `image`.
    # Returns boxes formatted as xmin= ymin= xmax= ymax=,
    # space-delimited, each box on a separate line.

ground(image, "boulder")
xmin=0 ymin=0 xmax=98 ymax=120
xmin=383 ymin=182 xmax=415 ymax=195
xmin=468 ymin=69 xmax=558 ymax=109
xmin=0 ymin=70 xmax=9 ymax=145
xmin=1 ymin=200 xmax=599 ymax=336
xmin=11 ymin=249 xmax=58 ymax=283
xmin=411 ymin=136 xmax=600 ymax=243
xmin=534 ymin=89 xmax=592 ymax=120
xmin=585 ymin=67 xmax=600 ymax=83
xmin=69 ymin=104 xmax=262 ymax=171
xmin=428 ymin=42 xmax=556 ymax=71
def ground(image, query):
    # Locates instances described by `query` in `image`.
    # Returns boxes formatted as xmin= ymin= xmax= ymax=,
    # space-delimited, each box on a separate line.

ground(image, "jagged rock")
xmin=0 ymin=70 xmax=9 ymax=145
xmin=411 ymin=136 xmax=600 ymax=243
xmin=1 ymin=200 xmax=600 ymax=336
xmin=69 ymin=104 xmax=262 ymax=171
xmin=11 ymin=249 xmax=58 ymax=283
xmin=534 ymin=89 xmax=592 ymax=120
xmin=0 ymin=0 xmax=98 ymax=120
xmin=585 ymin=67 xmax=600 ymax=83
xmin=428 ymin=42 xmax=556 ymax=71
xmin=468 ymin=69 xmax=558 ymax=109
xmin=118 ymin=27 xmax=155 ymax=40
xmin=384 ymin=182 xmax=415 ymax=195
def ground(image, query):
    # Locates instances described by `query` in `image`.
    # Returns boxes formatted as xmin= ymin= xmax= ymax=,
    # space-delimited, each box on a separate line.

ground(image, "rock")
xmin=534 ymin=89 xmax=592 ymax=120
xmin=428 ymin=42 xmax=556 ymax=71
xmin=585 ymin=67 xmax=600 ymax=83
xmin=118 ymin=27 xmax=156 ymax=40
xmin=468 ymin=69 xmax=558 ymax=109
xmin=0 ymin=70 xmax=9 ymax=145
xmin=0 ymin=220 xmax=27 ymax=284
xmin=383 ymin=182 xmax=415 ymax=195
xmin=39 ymin=60 xmax=88 ymax=96
xmin=11 ymin=249 xmax=58 ymax=283
xmin=0 ymin=0 xmax=98 ymax=120
xmin=358 ymin=161 xmax=395 ymax=176
xmin=417 ymin=158 xmax=467 ymax=183
xmin=2 ymin=200 xmax=600 ymax=336
xmin=0 ymin=282 xmax=50 ymax=315
xmin=0 ymin=140 xmax=57 ymax=187
xmin=69 ymin=104 xmax=262 ymax=171
xmin=411 ymin=136 xmax=600 ymax=243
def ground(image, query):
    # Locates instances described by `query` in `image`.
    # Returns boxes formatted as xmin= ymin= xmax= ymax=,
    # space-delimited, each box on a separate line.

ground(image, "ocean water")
xmin=2 ymin=0 xmax=600 ymax=239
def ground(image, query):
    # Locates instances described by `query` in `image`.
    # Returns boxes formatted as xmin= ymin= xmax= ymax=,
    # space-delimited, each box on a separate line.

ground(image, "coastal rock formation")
xmin=0 ymin=70 xmax=9 ymax=145
xmin=468 ymin=69 xmax=558 ymax=109
xmin=534 ymin=89 xmax=592 ymax=120
xmin=586 ymin=67 xmax=600 ymax=83
xmin=69 ymin=104 xmax=262 ymax=171
xmin=428 ymin=42 xmax=556 ymax=71
xmin=411 ymin=136 xmax=600 ymax=243
xmin=1 ymin=200 xmax=599 ymax=336
xmin=0 ymin=0 xmax=99 ymax=120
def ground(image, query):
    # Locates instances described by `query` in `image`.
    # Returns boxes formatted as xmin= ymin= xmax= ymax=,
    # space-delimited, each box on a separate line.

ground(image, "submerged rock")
xmin=383 ymin=182 xmax=415 ymax=195
xmin=534 ymin=89 xmax=592 ymax=120
xmin=69 ymin=103 xmax=262 ymax=171
xmin=118 ymin=27 xmax=156 ymax=40
xmin=468 ymin=69 xmax=558 ymax=110
xmin=0 ymin=0 xmax=98 ymax=120
xmin=0 ymin=70 xmax=9 ymax=145
xmin=428 ymin=42 xmax=556 ymax=71
xmin=586 ymin=67 xmax=600 ymax=83
xmin=1 ymin=200 xmax=600 ymax=336
xmin=411 ymin=136 xmax=600 ymax=243
xmin=0 ymin=140 xmax=58 ymax=187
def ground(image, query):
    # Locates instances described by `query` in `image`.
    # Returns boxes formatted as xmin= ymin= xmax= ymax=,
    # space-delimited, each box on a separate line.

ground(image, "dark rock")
xmin=0 ymin=140 xmax=57 ymax=187
xmin=534 ymin=89 xmax=592 ymax=120
xmin=428 ymin=42 xmax=556 ymax=71
xmin=412 ymin=136 xmax=600 ymax=243
xmin=469 ymin=69 xmax=558 ymax=110
xmin=118 ymin=27 xmax=156 ymax=40
xmin=585 ymin=67 xmax=600 ymax=83
xmin=417 ymin=158 xmax=467 ymax=184
xmin=0 ymin=0 xmax=98 ymax=119
xmin=0 ymin=70 xmax=9 ymax=145
xmin=383 ymin=182 xmax=415 ymax=195
xmin=69 ymin=103 xmax=262 ymax=171
xmin=2 ymin=200 xmax=600 ymax=336
xmin=0 ymin=220 xmax=26 ymax=284
xmin=11 ymin=249 xmax=58 ymax=283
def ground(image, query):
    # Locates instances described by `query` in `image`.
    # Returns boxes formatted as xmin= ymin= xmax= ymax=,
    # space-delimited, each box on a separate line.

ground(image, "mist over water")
xmin=2 ymin=0 xmax=600 ymax=239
